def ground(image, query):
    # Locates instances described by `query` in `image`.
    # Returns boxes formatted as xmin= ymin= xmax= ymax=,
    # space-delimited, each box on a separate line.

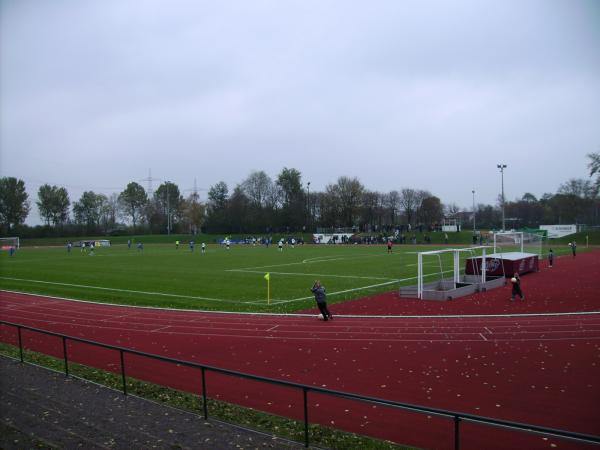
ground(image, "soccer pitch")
xmin=0 ymin=243 xmax=463 ymax=313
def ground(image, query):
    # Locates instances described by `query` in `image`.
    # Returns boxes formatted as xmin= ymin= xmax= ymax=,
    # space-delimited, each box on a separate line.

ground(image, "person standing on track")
xmin=311 ymin=280 xmax=333 ymax=321
xmin=548 ymin=248 xmax=554 ymax=268
xmin=510 ymin=272 xmax=524 ymax=301
xmin=570 ymin=241 xmax=576 ymax=258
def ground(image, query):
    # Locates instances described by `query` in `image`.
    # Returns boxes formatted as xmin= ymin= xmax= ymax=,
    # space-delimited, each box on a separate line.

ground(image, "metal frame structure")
xmin=0 ymin=236 xmax=20 ymax=249
xmin=417 ymin=246 xmax=491 ymax=299
xmin=2 ymin=319 xmax=599 ymax=449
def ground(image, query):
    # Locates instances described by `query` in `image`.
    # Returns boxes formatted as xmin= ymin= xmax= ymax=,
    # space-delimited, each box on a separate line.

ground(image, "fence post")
xmin=62 ymin=336 xmax=69 ymax=377
xmin=17 ymin=326 xmax=24 ymax=363
xmin=201 ymin=367 xmax=208 ymax=420
xmin=454 ymin=415 xmax=461 ymax=450
xmin=303 ymin=387 xmax=309 ymax=448
xmin=120 ymin=350 xmax=127 ymax=395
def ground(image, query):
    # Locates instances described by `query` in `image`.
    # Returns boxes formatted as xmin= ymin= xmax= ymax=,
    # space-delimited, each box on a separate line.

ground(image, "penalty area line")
xmin=227 ymin=268 xmax=396 ymax=281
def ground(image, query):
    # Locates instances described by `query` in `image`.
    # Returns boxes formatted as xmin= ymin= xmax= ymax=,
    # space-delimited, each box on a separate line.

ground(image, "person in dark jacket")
xmin=548 ymin=248 xmax=554 ymax=267
xmin=311 ymin=280 xmax=333 ymax=321
xmin=510 ymin=273 xmax=524 ymax=301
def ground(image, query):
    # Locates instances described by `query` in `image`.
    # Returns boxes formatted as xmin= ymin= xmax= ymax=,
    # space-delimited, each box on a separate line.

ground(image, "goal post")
xmin=493 ymin=231 xmax=543 ymax=257
xmin=415 ymin=246 xmax=491 ymax=299
xmin=0 ymin=236 xmax=20 ymax=249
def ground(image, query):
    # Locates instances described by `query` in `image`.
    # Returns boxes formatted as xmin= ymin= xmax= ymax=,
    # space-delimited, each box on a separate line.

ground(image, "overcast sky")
xmin=1 ymin=0 xmax=599 ymax=225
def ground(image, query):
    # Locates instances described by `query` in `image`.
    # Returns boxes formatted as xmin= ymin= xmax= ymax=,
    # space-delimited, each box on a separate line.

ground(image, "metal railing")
xmin=2 ymin=320 xmax=599 ymax=449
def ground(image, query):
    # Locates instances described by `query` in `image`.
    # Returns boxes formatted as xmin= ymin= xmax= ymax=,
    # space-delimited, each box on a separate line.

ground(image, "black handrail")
xmin=1 ymin=320 xmax=599 ymax=449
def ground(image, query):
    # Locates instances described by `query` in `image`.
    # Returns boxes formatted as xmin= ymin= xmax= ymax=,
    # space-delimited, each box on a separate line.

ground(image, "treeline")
xmin=1 ymin=156 xmax=599 ymax=238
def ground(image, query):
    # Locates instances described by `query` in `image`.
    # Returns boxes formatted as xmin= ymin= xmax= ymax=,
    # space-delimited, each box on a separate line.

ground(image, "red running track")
xmin=1 ymin=250 xmax=600 ymax=449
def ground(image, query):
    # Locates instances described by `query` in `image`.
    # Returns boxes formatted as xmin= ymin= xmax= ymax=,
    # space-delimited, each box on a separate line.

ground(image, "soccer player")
xmin=291 ymin=238 xmax=296 ymax=248
xmin=89 ymin=242 xmax=95 ymax=256
xmin=311 ymin=280 xmax=333 ymax=321
xmin=127 ymin=239 xmax=131 ymax=249
xmin=189 ymin=240 xmax=195 ymax=252
xmin=67 ymin=241 xmax=72 ymax=253
xmin=387 ymin=239 xmax=393 ymax=254
xmin=510 ymin=273 xmax=524 ymax=301
xmin=176 ymin=240 xmax=180 ymax=249
xmin=226 ymin=238 xmax=230 ymax=250
xmin=201 ymin=242 xmax=206 ymax=254
xmin=137 ymin=242 xmax=144 ymax=251
xmin=278 ymin=239 xmax=283 ymax=252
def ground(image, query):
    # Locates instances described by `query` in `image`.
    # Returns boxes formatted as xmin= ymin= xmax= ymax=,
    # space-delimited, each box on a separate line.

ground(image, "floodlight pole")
xmin=472 ymin=190 xmax=476 ymax=233
xmin=166 ymin=181 xmax=171 ymax=235
xmin=497 ymin=164 xmax=507 ymax=231
xmin=307 ymin=181 xmax=311 ymax=231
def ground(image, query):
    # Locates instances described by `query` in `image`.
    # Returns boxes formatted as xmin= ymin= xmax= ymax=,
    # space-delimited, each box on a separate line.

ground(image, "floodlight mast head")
xmin=497 ymin=164 xmax=507 ymax=231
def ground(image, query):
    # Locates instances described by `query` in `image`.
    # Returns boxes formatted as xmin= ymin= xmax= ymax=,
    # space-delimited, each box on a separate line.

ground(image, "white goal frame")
xmin=493 ymin=231 xmax=543 ymax=257
xmin=0 ymin=236 xmax=20 ymax=249
xmin=417 ymin=246 xmax=490 ymax=299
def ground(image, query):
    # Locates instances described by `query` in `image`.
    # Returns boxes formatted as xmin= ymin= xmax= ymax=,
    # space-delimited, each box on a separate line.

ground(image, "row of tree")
xmin=1 ymin=154 xmax=599 ymax=236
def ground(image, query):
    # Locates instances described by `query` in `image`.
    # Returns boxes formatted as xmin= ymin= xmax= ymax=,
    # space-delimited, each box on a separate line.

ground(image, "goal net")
xmin=412 ymin=246 xmax=491 ymax=299
xmin=0 ymin=236 xmax=20 ymax=250
xmin=493 ymin=231 xmax=543 ymax=257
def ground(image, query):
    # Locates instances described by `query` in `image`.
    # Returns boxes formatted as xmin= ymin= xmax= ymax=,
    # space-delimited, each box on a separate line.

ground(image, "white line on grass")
xmin=271 ymin=270 xmax=455 ymax=304
xmin=231 ymin=252 xmax=398 ymax=272
xmin=300 ymin=253 xmax=398 ymax=264
xmin=0 ymin=276 xmax=246 ymax=304
xmin=227 ymin=269 xmax=397 ymax=281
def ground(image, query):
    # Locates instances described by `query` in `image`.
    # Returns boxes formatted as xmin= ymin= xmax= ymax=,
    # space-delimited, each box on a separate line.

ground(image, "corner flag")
xmin=264 ymin=273 xmax=271 ymax=304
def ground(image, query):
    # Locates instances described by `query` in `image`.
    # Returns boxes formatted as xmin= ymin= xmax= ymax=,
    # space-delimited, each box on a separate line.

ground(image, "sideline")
xmin=0 ymin=277 xmax=243 ymax=304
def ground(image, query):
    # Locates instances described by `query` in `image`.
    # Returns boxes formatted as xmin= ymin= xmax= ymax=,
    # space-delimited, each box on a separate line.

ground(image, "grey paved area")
xmin=0 ymin=357 xmax=307 ymax=449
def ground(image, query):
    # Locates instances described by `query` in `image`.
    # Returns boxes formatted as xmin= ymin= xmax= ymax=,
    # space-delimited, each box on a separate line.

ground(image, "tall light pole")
xmin=472 ymin=189 xmax=476 ymax=233
xmin=166 ymin=181 xmax=171 ymax=235
xmin=306 ymin=181 xmax=311 ymax=231
xmin=497 ymin=164 xmax=507 ymax=231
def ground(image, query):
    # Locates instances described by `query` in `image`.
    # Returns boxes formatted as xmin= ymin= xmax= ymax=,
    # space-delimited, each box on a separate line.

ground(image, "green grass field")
xmin=0 ymin=243 xmax=470 ymax=313
xmin=1 ymin=240 xmax=581 ymax=313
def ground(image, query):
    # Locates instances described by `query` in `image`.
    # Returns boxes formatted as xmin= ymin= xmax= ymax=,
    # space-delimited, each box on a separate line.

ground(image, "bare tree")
xmin=242 ymin=171 xmax=273 ymax=208
xmin=399 ymin=188 xmax=418 ymax=226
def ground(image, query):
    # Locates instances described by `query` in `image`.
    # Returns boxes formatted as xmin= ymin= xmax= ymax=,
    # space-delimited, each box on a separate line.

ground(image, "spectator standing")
xmin=311 ymin=280 xmax=333 ymax=321
xmin=510 ymin=273 xmax=525 ymax=301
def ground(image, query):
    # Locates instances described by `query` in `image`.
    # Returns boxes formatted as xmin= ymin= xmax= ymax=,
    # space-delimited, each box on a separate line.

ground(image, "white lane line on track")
xmin=6 ymin=321 xmax=600 ymax=342
xmin=5 ymin=313 xmax=600 ymax=338
xmin=2 ymin=289 xmax=600 ymax=320
xmin=485 ymin=326 xmax=492 ymax=334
